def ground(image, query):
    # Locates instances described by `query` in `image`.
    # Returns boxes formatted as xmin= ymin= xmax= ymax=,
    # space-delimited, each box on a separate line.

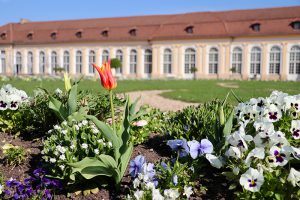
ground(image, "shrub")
xmin=1 ymin=144 xmax=26 ymax=166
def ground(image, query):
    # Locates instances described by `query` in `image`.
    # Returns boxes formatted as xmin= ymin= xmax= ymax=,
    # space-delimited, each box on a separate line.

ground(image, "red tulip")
xmin=92 ymin=60 xmax=117 ymax=90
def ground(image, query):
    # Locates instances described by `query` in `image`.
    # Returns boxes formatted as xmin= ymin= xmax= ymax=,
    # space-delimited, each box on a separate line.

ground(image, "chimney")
xmin=20 ymin=18 xmax=30 ymax=24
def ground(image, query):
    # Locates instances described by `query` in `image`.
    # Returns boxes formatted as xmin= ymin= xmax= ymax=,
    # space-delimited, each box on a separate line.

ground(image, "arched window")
xmin=163 ymin=48 xmax=172 ymax=74
xmin=102 ymin=50 xmax=109 ymax=63
xmin=130 ymin=49 xmax=137 ymax=74
xmin=231 ymin=47 xmax=242 ymax=74
xmin=209 ymin=48 xmax=218 ymax=74
xmin=51 ymin=51 xmax=57 ymax=74
xmin=250 ymin=47 xmax=261 ymax=75
xmin=89 ymin=50 xmax=96 ymax=74
xmin=184 ymin=48 xmax=196 ymax=74
xmin=289 ymin=45 xmax=300 ymax=74
xmin=27 ymin=51 xmax=33 ymax=75
xmin=0 ymin=50 xmax=6 ymax=74
xmin=269 ymin=46 xmax=281 ymax=74
xmin=39 ymin=51 xmax=45 ymax=74
xmin=63 ymin=51 xmax=70 ymax=73
xmin=76 ymin=50 xmax=82 ymax=73
xmin=116 ymin=49 xmax=123 ymax=74
xmin=144 ymin=49 xmax=152 ymax=74
xmin=16 ymin=52 xmax=22 ymax=74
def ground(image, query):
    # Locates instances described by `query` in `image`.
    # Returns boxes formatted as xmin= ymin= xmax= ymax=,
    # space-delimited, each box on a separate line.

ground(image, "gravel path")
xmin=120 ymin=90 xmax=198 ymax=112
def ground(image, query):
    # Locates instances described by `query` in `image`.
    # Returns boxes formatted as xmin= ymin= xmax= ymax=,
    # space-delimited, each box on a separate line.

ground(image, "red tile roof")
xmin=0 ymin=6 xmax=300 ymax=45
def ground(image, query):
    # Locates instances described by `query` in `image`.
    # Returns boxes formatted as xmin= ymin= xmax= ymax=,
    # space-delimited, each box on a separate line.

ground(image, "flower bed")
xmin=0 ymin=61 xmax=299 ymax=199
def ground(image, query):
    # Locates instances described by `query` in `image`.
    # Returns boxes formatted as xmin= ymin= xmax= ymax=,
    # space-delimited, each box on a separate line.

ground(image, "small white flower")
xmin=264 ymin=104 xmax=282 ymax=122
xmin=152 ymin=188 xmax=164 ymax=200
xmin=54 ymin=88 xmax=62 ymax=96
xmin=54 ymin=125 xmax=61 ymax=130
xmin=94 ymin=149 xmax=99 ymax=155
xmin=70 ymin=144 xmax=76 ymax=149
xmin=287 ymin=167 xmax=300 ymax=187
xmin=245 ymin=147 xmax=265 ymax=167
xmin=239 ymin=168 xmax=264 ymax=192
xmin=134 ymin=190 xmax=144 ymax=200
xmin=47 ymin=129 xmax=53 ymax=134
xmin=82 ymin=120 xmax=88 ymax=126
xmin=183 ymin=186 xmax=193 ymax=198
xmin=145 ymin=182 xmax=155 ymax=190
xmin=164 ymin=188 xmax=179 ymax=200
xmin=225 ymin=146 xmax=242 ymax=159
xmin=59 ymin=165 xmax=65 ymax=170
xmin=74 ymin=125 xmax=79 ymax=131
xmin=108 ymin=142 xmax=112 ymax=148
xmin=133 ymin=120 xmax=148 ymax=127
xmin=0 ymin=183 xmax=3 ymax=194
xmin=61 ymin=130 xmax=68 ymax=135
xmin=62 ymin=121 xmax=67 ymax=126
xmin=78 ymin=123 xmax=83 ymax=128
xmin=269 ymin=146 xmax=290 ymax=167
xmin=50 ymin=158 xmax=56 ymax=163
xmin=97 ymin=139 xmax=104 ymax=144
xmin=92 ymin=128 xmax=99 ymax=134
xmin=82 ymin=143 xmax=88 ymax=149
xmin=59 ymin=154 xmax=66 ymax=160
xmin=133 ymin=178 xmax=140 ymax=189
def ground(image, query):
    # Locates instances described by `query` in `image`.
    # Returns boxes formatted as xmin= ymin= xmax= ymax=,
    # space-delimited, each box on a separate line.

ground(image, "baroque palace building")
xmin=0 ymin=6 xmax=300 ymax=80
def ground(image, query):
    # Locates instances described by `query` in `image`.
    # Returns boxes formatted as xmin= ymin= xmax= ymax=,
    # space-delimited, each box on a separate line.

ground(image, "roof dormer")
xmin=290 ymin=21 xmax=300 ymax=30
xmin=250 ymin=23 xmax=261 ymax=32
xmin=50 ymin=31 xmax=57 ymax=40
xmin=27 ymin=32 xmax=34 ymax=40
xmin=185 ymin=25 xmax=194 ymax=34
xmin=129 ymin=28 xmax=137 ymax=36
xmin=0 ymin=32 xmax=7 ymax=40
xmin=75 ymin=29 xmax=83 ymax=38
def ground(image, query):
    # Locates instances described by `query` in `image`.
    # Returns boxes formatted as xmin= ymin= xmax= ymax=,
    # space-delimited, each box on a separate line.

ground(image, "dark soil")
xmin=0 ymin=132 xmax=233 ymax=200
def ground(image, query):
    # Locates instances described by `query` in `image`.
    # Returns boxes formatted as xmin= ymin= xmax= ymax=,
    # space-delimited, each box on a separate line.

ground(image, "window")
xmin=291 ymin=21 xmax=300 ymax=30
xmin=184 ymin=48 xmax=196 ymax=74
xmin=250 ymin=47 xmax=261 ymax=75
xmin=63 ymin=51 xmax=70 ymax=73
xmin=102 ymin=50 xmax=109 ymax=63
xmin=144 ymin=49 xmax=152 ymax=74
xmin=27 ymin=51 xmax=33 ymax=74
xmin=250 ymin=23 xmax=260 ymax=32
xmin=116 ymin=50 xmax=123 ymax=74
xmin=76 ymin=51 xmax=82 ymax=73
xmin=101 ymin=30 xmax=108 ymax=37
xmin=231 ymin=47 xmax=242 ymax=74
xmin=289 ymin=45 xmax=300 ymax=74
xmin=130 ymin=49 xmax=137 ymax=74
xmin=185 ymin=26 xmax=194 ymax=34
xmin=51 ymin=51 xmax=58 ymax=74
xmin=0 ymin=32 xmax=7 ymax=40
xmin=0 ymin=50 xmax=6 ymax=74
xmin=89 ymin=50 xmax=96 ymax=74
xmin=163 ymin=48 xmax=172 ymax=74
xmin=269 ymin=46 xmax=281 ymax=74
xmin=15 ymin=52 xmax=22 ymax=74
xmin=129 ymin=29 xmax=137 ymax=36
xmin=51 ymin=32 xmax=57 ymax=40
xmin=209 ymin=48 xmax=218 ymax=74
xmin=27 ymin=33 xmax=33 ymax=40
xmin=75 ymin=31 xmax=82 ymax=38
xmin=39 ymin=51 xmax=45 ymax=74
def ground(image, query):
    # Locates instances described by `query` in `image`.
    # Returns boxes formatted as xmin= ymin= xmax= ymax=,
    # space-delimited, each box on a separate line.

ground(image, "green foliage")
xmin=130 ymin=105 xmax=165 ymax=145
xmin=42 ymin=120 xmax=112 ymax=183
xmin=110 ymin=58 xmax=122 ymax=69
xmin=2 ymin=144 xmax=26 ymax=167
xmin=67 ymin=97 xmax=144 ymax=188
xmin=162 ymin=100 xmax=232 ymax=148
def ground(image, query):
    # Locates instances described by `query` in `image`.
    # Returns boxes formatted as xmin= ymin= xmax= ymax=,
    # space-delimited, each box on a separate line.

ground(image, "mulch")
xmin=0 ymin=132 xmax=233 ymax=200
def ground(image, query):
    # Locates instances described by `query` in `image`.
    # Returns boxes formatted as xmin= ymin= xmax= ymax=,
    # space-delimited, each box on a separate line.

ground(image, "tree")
xmin=110 ymin=58 xmax=122 ymax=69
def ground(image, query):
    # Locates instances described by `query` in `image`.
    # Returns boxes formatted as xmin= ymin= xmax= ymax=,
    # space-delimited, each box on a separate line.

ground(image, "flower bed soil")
xmin=0 ymin=132 xmax=233 ymax=200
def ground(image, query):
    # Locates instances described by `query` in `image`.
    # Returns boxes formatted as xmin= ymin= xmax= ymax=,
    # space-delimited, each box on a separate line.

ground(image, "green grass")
xmin=1 ymin=78 xmax=300 ymax=104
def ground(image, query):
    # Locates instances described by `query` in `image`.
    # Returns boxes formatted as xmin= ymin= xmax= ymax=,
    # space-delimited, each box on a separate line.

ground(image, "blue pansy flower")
xmin=129 ymin=155 xmax=145 ymax=177
xmin=188 ymin=139 xmax=213 ymax=159
xmin=167 ymin=139 xmax=189 ymax=157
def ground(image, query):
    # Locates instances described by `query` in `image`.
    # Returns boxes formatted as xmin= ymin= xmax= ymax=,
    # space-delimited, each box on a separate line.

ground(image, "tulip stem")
xmin=109 ymin=90 xmax=116 ymax=132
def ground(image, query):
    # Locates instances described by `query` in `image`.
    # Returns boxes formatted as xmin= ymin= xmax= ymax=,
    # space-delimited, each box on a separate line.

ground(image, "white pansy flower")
xmin=225 ymin=146 xmax=242 ymax=159
xmin=269 ymin=146 xmax=290 ymax=167
xmin=183 ymin=186 xmax=193 ymax=198
xmin=164 ymin=188 xmax=179 ymax=200
xmin=290 ymin=120 xmax=300 ymax=140
xmin=240 ymin=168 xmax=264 ymax=192
xmin=205 ymin=154 xmax=223 ymax=169
xmin=264 ymin=104 xmax=282 ymax=122
xmin=245 ymin=147 xmax=265 ymax=167
xmin=134 ymin=190 xmax=144 ymax=200
xmin=287 ymin=168 xmax=300 ymax=187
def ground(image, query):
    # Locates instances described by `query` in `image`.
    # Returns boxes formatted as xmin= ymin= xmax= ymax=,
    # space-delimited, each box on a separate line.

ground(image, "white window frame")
xmin=269 ymin=46 xmax=281 ymax=74
xmin=184 ymin=48 xmax=196 ymax=74
xmin=208 ymin=48 xmax=218 ymax=74
xmin=231 ymin=47 xmax=242 ymax=74
xmin=129 ymin=49 xmax=137 ymax=74
xmin=163 ymin=48 xmax=172 ymax=74
xmin=289 ymin=45 xmax=300 ymax=74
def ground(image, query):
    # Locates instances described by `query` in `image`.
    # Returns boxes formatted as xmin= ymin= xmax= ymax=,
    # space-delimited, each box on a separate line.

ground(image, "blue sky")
xmin=0 ymin=0 xmax=300 ymax=26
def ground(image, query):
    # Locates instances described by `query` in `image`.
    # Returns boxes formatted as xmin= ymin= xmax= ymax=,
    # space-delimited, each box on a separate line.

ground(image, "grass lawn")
xmin=1 ymin=78 xmax=300 ymax=104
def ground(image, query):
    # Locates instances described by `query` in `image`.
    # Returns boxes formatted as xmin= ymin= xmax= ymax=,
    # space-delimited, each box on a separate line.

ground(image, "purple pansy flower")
xmin=188 ymin=139 xmax=213 ymax=159
xmin=129 ymin=155 xmax=145 ymax=177
xmin=167 ymin=139 xmax=189 ymax=157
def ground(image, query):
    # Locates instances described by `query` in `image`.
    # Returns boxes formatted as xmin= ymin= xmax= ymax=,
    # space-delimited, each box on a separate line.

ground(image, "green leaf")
xmin=68 ymin=84 xmax=78 ymax=115
xmin=118 ymin=144 xmax=133 ymax=183
xmin=223 ymin=109 xmax=234 ymax=137
xmin=48 ymin=96 xmax=68 ymax=120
